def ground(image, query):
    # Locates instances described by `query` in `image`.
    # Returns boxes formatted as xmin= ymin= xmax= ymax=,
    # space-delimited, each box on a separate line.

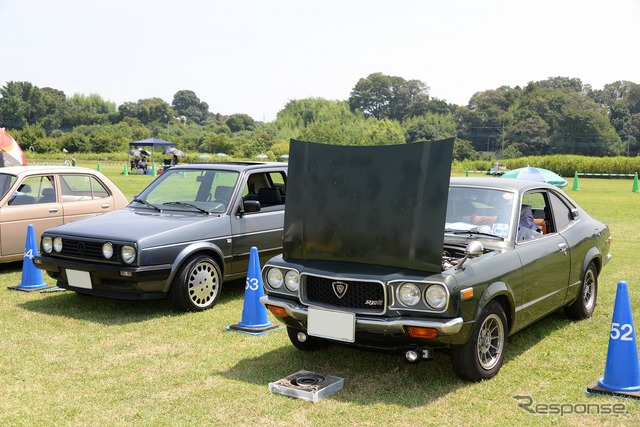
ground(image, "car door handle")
xmin=558 ymin=242 xmax=568 ymax=253
xmin=101 ymin=204 xmax=110 ymax=209
xmin=48 ymin=208 xmax=59 ymax=213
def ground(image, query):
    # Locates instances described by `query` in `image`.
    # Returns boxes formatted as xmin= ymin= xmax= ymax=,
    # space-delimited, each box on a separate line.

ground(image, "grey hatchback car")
xmin=34 ymin=162 xmax=288 ymax=311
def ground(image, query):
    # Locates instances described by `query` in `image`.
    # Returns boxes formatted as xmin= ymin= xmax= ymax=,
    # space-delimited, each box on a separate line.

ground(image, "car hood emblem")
xmin=332 ymin=281 xmax=348 ymax=299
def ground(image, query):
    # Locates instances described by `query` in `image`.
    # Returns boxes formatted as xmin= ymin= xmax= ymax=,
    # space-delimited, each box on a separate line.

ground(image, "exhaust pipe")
xmin=405 ymin=350 xmax=421 ymax=363
xmin=405 ymin=348 xmax=435 ymax=363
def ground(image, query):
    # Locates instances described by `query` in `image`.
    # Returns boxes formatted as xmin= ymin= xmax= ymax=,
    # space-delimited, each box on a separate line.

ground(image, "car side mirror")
xmin=570 ymin=208 xmax=579 ymax=220
xmin=239 ymin=200 xmax=261 ymax=215
xmin=455 ymin=241 xmax=484 ymax=270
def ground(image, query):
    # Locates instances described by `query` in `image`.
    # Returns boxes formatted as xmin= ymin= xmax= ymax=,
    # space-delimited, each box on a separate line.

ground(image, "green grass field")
xmin=1 ymin=162 xmax=639 ymax=426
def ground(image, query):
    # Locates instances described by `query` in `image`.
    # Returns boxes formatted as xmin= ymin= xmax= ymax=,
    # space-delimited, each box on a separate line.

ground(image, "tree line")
xmin=1 ymin=73 xmax=638 ymax=161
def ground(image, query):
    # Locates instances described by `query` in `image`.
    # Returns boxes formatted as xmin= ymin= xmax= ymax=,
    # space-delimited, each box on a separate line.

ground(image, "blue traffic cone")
xmin=587 ymin=281 xmax=640 ymax=399
xmin=227 ymin=246 xmax=280 ymax=335
xmin=9 ymin=224 xmax=48 ymax=291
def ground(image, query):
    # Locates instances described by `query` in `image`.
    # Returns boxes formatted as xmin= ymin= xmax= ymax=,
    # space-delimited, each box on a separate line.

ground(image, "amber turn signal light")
xmin=407 ymin=326 xmax=438 ymax=339
xmin=266 ymin=305 xmax=289 ymax=318
xmin=460 ymin=287 xmax=474 ymax=300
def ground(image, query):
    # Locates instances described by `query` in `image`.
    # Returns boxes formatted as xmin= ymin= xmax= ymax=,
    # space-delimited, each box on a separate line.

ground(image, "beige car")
xmin=0 ymin=165 xmax=128 ymax=263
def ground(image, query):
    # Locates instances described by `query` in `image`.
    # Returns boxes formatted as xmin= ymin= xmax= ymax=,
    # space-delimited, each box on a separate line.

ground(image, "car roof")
xmin=450 ymin=176 xmax=558 ymax=192
xmin=0 ymin=165 xmax=105 ymax=176
xmin=171 ymin=162 xmax=288 ymax=171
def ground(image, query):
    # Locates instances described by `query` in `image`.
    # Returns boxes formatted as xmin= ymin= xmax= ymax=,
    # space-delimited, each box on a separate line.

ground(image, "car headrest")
xmin=258 ymin=187 xmax=282 ymax=205
xmin=214 ymin=185 xmax=234 ymax=202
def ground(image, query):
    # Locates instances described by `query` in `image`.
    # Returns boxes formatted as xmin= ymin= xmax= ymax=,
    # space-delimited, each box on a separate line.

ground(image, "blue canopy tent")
xmin=129 ymin=138 xmax=176 ymax=175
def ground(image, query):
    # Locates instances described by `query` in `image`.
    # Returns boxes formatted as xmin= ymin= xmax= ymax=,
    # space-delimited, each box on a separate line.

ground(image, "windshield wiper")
xmin=132 ymin=197 xmax=162 ymax=212
xmin=162 ymin=201 xmax=209 ymax=214
xmin=445 ymin=228 xmax=504 ymax=241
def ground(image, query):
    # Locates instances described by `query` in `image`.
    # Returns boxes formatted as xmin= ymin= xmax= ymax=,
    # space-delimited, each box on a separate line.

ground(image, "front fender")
xmin=475 ymin=281 xmax=516 ymax=331
xmin=450 ymin=280 xmax=516 ymax=346
xmin=161 ymin=242 xmax=226 ymax=292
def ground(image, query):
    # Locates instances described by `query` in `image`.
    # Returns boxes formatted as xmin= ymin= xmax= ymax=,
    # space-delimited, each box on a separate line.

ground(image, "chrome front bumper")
xmin=260 ymin=295 xmax=464 ymax=336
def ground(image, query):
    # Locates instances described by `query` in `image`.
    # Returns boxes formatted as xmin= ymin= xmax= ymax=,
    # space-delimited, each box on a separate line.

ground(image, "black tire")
xmin=451 ymin=301 xmax=508 ymax=381
xmin=286 ymin=327 xmax=329 ymax=351
xmin=169 ymin=255 xmax=222 ymax=312
xmin=564 ymin=262 xmax=598 ymax=319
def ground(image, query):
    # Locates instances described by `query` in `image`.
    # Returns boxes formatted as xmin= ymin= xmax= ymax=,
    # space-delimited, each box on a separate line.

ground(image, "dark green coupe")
xmin=260 ymin=139 xmax=611 ymax=381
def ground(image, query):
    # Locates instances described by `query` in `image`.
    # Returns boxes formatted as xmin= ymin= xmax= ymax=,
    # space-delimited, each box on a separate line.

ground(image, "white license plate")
xmin=308 ymin=307 xmax=355 ymax=343
xmin=66 ymin=269 xmax=92 ymax=289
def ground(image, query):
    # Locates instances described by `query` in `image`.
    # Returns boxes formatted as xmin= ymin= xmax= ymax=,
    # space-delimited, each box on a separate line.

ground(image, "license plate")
xmin=66 ymin=269 xmax=92 ymax=289
xmin=308 ymin=307 xmax=355 ymax=343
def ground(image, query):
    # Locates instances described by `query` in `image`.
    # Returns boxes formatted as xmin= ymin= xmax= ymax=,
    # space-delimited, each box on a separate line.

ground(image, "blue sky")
xmin=2 ymin=0 xmax=639 ymax=121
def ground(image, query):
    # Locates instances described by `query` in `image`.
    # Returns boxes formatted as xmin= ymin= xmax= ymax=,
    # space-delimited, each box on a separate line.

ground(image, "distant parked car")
xmin=487 ymin=162 xmax=509 ymax=175
xmin=260 ymin=139 xmax=612 ymax=381
xmin=34 ymin=162 xmax=288 ymax=312
xmin=0 ymin=166 xmax=128 ymax=263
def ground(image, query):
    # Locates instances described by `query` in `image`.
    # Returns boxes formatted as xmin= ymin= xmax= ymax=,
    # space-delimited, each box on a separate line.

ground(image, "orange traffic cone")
xmin=587 ymin=281 xmax=640 ymax=399
xmin=227 ymin=246 xmax=280 ymax=335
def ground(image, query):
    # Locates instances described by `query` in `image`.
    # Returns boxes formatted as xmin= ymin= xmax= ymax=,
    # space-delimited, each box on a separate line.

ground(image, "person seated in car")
xmin=517 ymin=204 xmax=542 ymax=241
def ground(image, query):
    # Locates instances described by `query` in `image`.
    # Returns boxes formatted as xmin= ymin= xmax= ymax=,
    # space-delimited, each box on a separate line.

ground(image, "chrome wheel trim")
xmin=476 ymin=313 xmax=505 ymax=371
xmin=583 ymin=268 xmax=596 ymax=311
xmin=187 ymin=261 xmax=219 ymax=308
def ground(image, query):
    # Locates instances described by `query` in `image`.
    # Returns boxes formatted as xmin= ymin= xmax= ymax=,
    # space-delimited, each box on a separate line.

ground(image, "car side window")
xmin=518 ymin=191 xmax=551 ymax=241
xmin=242 ymin=171 xmax=286 ymax=211
xmin=548 ymin=192 xmax=573 ymax=231
xmin=60 ymin=174 xmax=110 ymax=202
xmin=9 ymin=175 xmax=55 ymax=205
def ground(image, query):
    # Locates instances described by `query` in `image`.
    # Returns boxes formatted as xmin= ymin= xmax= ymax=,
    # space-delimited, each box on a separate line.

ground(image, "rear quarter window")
xmin=60 ymin=175 xmax=110 ymax=201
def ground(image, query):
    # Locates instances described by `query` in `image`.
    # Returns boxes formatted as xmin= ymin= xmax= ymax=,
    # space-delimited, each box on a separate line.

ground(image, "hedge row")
xmin=30 ymin=152 xmax=640 ymax=178
xmin=455 ymin=155 xmax=640 ymax=177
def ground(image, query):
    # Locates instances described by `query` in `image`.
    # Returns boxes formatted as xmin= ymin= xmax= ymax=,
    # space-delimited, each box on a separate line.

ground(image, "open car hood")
xmin=283 ymin=138 xmax=454 ymax=273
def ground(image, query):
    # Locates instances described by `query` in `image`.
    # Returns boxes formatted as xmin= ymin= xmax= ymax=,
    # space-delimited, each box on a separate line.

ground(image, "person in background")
xmin=139 ymin=156 xmax=147 ymax=173
xmin=172 ymin=154 xmax=179 ymax=166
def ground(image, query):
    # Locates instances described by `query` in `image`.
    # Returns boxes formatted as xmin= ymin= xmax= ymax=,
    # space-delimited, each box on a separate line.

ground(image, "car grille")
xmin=54 ymin=239 xmax=123 ymax=264
xmin=302 ymin=275 xmax=386 ymax=314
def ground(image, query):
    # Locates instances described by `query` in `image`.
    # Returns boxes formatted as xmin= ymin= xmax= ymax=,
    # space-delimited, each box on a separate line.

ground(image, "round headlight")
xmin=121 ymin=245 xmax=136 ymax=264
xmin=398 ymin=282 xmax=421 ymax=307
xmin=284 ymin=270 xmax=300 ymax=292
xmin=42 ymin=236 xmax=53 ymax=254
xmin=53 ymin=237 xmax=63 ymax=253
xmin=266 ymin=268 xmax=284 ymax=289
xmin=102 ymin=242 xmax=114 ymax=259
xmin=425 ymin=285 xmax=447 ymax=310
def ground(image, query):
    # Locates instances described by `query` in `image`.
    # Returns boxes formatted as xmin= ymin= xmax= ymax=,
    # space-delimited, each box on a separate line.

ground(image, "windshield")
xmin=131 ymin=169 xmax=239 ymax=213
xmin=445 ymin=187 xmax=514 ymax=238
xmin=0 ymin=173 xmax=18 ymax=200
